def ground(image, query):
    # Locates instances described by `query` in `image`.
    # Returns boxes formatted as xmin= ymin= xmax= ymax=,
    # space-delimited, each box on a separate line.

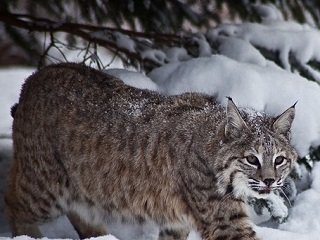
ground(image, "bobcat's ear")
xmin=225 ymin=97 xmax=249 ymax=138
xmin=272 ymin=103 xmax=296 ymax=136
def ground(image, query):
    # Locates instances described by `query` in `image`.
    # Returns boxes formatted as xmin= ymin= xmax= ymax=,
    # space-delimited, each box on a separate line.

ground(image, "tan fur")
xmin=5 ymin=63 xmax=297 ymax=240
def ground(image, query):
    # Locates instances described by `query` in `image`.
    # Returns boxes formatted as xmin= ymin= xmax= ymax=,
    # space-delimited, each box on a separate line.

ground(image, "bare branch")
xmin=38 ymin=32 xmax=55 ymax=68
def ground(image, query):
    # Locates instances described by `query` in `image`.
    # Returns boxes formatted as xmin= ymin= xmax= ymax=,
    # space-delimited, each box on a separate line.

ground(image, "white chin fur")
xmin=232 ymin=174 xmax=272 ymax=200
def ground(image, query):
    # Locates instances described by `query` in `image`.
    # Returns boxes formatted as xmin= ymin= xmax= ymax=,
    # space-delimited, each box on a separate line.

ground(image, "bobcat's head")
xmin=218 ymin=98 xmax=298 ymax=199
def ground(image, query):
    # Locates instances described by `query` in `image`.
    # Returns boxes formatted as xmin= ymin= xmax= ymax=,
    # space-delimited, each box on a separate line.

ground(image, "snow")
xmin=253 ymin=4 xmax=284 ymax=23
xmin=280 ymin=163 xmax=320 ymax=234
xmin=114 ymin=32 xmax=136 ymax=53
xmin=192 ymin=34 xmax=212 ymax=57
xmin=255 ymin=226 xmax=319 ymax=240
xmin=140 ymin=49 xmax=166 ymax=65
xmin=216 ymin=36 xmax=267 ymax=67
xmin=104 ymin=69 xmax=158 ymax=91
xmin=148 ymin=55 xmax=320 ymax=157
xmin=207 ymin=15 xmax=320 ymax=79
xmin=0 ymin=67 xmax=34 ymax=137
xmin=164 ymin=47 xmax=191 ymax=62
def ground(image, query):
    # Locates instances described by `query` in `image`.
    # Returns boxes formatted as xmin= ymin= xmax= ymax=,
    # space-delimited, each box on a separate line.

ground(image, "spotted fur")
xmin=6 ymin=63 xmax=297 ymax=240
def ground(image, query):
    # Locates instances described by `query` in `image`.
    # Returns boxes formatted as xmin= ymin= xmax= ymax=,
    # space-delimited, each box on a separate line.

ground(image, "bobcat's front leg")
xmin=158 ymin=228 xmax=189 ymax=240
xmin=197 ymin=221 xmax=258 ymax=240
xmin=193 ymin=198 xmax=259 ymax=240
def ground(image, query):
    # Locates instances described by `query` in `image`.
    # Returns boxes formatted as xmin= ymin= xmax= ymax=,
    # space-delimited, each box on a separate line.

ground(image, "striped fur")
xmin=5 ymin=63 xmax=297 ymax=240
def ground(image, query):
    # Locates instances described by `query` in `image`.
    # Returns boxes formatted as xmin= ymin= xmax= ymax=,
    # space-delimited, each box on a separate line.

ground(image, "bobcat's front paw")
xmin=200 ymin=226 xmax=259 ymax=240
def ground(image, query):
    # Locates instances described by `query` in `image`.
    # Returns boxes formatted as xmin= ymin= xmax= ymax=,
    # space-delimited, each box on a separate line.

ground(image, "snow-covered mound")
xmin=207 ymin=16 xmax=320 ymax=82
xmin=148 ymin=55 xmax=320 ymax=157
xmin=280 ymin=162 xmax=320 ymax=234
xmin=104 ymin=68 xmax=159 ymax=91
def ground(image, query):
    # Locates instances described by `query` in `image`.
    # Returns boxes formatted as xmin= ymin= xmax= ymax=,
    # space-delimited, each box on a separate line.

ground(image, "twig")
xmin=53 ymin=41 xmax=69 ymax=63
xmin=81 ymin=42 xmax=92 ymax=63
xmin=38 ymin=32 xmax=55 ymax=68
xmin=106 ymin=51 xmax=119 ymax=68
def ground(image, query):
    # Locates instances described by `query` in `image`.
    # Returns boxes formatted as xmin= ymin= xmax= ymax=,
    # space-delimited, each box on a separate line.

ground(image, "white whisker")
xmin=279 ymin=188 xmax=292 ymax=208
xmin=248 ymin=184 xmax=261 ymax=187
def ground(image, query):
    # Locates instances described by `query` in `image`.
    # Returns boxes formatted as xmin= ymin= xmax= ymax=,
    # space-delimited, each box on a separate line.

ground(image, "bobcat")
xmin=6 ymin=63 xmax=297 ymax=240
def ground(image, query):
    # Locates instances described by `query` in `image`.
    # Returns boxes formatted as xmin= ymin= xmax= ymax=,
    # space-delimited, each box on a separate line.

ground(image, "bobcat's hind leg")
xmin=9 ymin=221 xmax=42 ymax=238
xmin=67 ymin=211 xmax=107 ymax=239
xmin=5 ymin=171 xmax=65 ymax=238
xmin=5 ymin=196 xmax=42 ymax=238
xmin=158 ymin=228 xmax=189 ymax=240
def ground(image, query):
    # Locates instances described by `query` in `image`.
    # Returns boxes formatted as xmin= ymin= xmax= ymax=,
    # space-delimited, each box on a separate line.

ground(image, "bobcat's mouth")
xmin=248 ymin=178 xmax=279 ymax=196
xmin=250 ymin=186 xmax=275 ymax=195
xmin=250 ymin=186 xmax=272 ymax=195
xmin=257 ymin=188 xmax=271 ymax=194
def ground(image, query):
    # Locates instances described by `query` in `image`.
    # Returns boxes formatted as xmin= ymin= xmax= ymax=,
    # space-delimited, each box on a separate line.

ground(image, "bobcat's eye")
xmin=245 ymin=155 xmax=260 ymax=167
xmin=274 ymin=156 xmax=286 ymax=166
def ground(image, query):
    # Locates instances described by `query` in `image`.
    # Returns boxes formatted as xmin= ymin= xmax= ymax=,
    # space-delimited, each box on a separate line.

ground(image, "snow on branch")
xmin=0 ymin=11 xmax=185 ymax=69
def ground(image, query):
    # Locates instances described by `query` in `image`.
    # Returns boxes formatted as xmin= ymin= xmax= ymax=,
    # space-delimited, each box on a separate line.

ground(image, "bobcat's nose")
xmin=263 ymin=178 xmax=275 ymax=187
